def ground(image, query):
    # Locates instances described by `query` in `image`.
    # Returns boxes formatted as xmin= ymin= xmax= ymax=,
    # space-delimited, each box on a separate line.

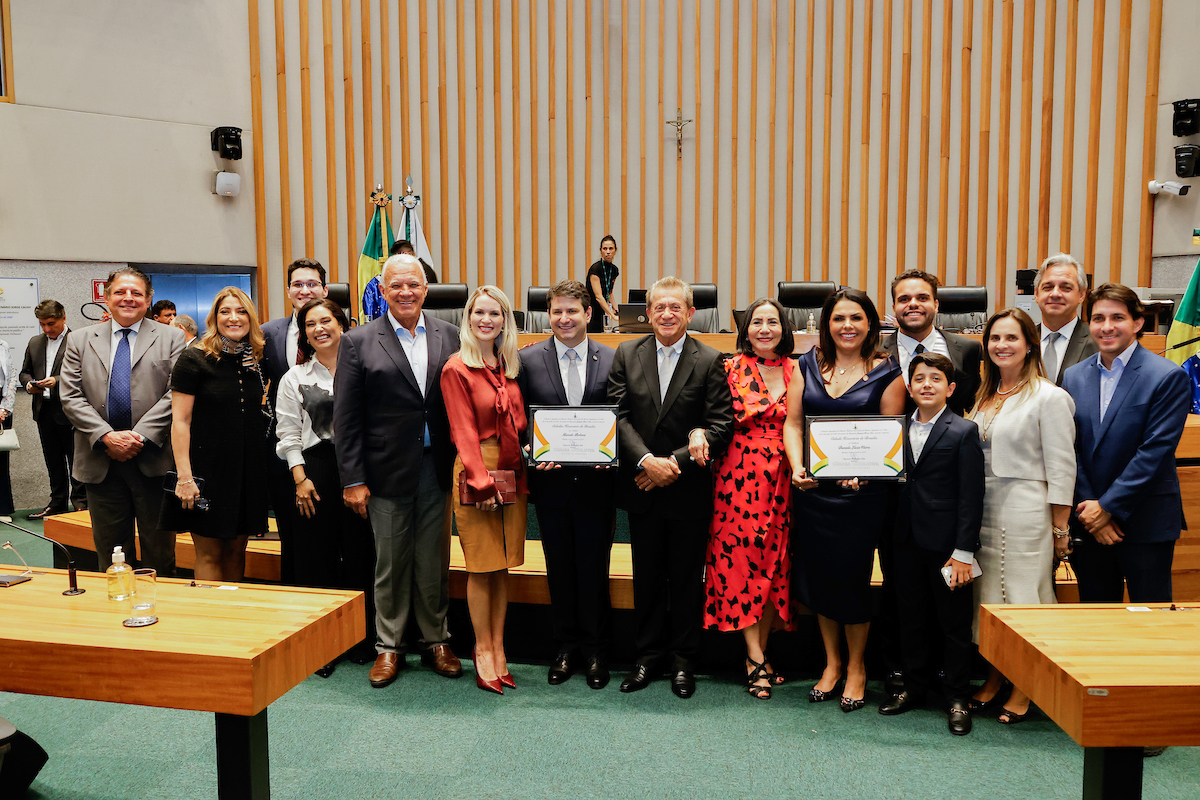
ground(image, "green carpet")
xmin=2 ymin=512 xmax=1196 ymax=799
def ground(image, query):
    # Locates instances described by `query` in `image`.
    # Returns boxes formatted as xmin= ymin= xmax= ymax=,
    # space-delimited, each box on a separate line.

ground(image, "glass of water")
xmin=124 ymin=568 xmax=159 ymax=627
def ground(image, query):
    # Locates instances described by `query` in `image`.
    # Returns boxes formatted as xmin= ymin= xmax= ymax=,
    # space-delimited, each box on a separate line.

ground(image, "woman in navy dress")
xmin=785 ymin=288 xmax=906 ymax=712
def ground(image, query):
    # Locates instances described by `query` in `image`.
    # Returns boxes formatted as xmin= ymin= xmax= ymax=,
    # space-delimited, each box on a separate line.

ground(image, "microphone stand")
xmin=0 ymin=519 xmax=86 ymax=596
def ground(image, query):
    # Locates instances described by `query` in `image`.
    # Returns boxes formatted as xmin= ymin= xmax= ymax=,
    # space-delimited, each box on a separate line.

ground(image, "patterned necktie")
xmin=565 ymin=349 xmax=583 ymax=406
xmin=1043 ymin=331 xmax=1061 ymax=382
xmin=108 ymin=328 xmax=133 ymax=431
xmin=658 ymin=346 xmax=674 ymax=403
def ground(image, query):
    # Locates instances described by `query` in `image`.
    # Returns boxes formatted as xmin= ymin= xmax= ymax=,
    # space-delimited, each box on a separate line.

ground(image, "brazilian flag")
xmin=1165 ymin=257 xmax=1200 ymax=413
xmin=357 ymin=193 xmax=394 ymax=322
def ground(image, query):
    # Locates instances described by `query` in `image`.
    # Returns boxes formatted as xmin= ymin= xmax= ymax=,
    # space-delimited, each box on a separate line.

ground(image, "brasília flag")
xmin=357 ymin=190 xmax=394 ymax=322
xmin=1164 ymin=256 xmax=1200 ymax=413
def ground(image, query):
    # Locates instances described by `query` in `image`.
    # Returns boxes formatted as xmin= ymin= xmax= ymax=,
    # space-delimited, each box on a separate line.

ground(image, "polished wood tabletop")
xmin=0 ymin=568 xmax=363 ymax=717
xmin=978 ymin=602 xmax=1200 ymax=748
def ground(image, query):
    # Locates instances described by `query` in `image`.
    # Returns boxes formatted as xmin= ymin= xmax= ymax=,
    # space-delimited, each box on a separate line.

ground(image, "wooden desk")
xmin=0 ymin=568 xmax=363 ymax=799
xmin=979 ymin=603 xmax=1200 ymax=800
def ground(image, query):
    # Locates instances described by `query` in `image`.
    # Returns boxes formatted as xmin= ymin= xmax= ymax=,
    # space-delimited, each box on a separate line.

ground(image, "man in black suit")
xmin=607 ymin=276 xmax=734 ymax=699
xmin=1034 ymin=253 xmax=1097 ymax=386
xmin=20 ymin=300 xmax=87 ymax=517
xmin=262 ymin=258 xmax=329 ymax=585
xmin=517 ymin=280 xmax=617 ymax=689
xmin=880 ymin=353 xmax=984 ymax=736
xmin=883 ymin=269 xmax=983 ymax=416
xmin=879 ymin=269 xmax=984 ymax=694
xmin=334 ymin=254 xmax=462 ymax=688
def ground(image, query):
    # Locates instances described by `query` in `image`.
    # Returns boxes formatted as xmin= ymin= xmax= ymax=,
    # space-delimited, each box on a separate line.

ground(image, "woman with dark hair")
xmin=275 ymin=298 xmax=377 ymax=675
xmin=166 ymin=287 xmax=270 ymax=581
xmin=784 ymin=288 xmax=906 ymax=712
xmin=586 ymin=235 xmax=620 ymax=332
xmin=967 ymin=307 xmax=1075 ymax=723
xmin=701 ymin=298 xmax=806 ymax=699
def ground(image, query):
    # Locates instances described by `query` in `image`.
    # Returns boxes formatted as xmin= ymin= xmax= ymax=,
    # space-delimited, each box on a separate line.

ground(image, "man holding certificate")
xmin=607 ymin=276 xmax=734 ymax=699
xmin=517 ymin=280 xmax=617 ymax=689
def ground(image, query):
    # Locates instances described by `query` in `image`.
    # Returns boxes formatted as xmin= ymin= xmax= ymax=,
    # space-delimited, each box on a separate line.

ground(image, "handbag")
xmin=0 ymin=425 xmax=19 ymax=452
xmin=458 ymin=469 xmax=517 ymax=505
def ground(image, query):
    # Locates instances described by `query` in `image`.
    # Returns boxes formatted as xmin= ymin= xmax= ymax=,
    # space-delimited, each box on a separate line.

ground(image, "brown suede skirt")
xmin=452 ymin=437 xmax=527 ymax=573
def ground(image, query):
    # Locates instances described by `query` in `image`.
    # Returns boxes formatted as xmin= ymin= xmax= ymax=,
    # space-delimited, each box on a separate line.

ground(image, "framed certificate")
xmin=805 ymin=415 xmax=907 ymax=481
xmin=527 ymin=405 xmax=620 ymax=467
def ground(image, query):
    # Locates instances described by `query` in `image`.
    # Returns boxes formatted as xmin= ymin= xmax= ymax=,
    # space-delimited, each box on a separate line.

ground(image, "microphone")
xmin=1162 ymin=334 xmax=1200 ymax=353
xmin=0 ymin=519 xmax=86 ymax=596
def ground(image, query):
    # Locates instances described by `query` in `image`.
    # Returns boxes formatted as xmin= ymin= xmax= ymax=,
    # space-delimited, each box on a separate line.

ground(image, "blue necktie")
xmin=109 ymin=329 xmax=133 ymax=431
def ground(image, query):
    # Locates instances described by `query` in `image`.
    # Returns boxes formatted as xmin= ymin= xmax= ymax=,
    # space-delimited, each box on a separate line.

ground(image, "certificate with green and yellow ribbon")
xmin=527 ymin=405 xmax=620 ymax=466
xmin=805 ymin=415 xmax=907 ymax=481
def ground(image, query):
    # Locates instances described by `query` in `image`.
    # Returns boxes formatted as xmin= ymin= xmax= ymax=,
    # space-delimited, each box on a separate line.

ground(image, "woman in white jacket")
xmin=968 ymin=307 xmax=1076 ymax=724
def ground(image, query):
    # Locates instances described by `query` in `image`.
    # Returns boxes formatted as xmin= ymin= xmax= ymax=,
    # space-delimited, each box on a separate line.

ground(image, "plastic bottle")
xmin=806 ymin=313 xmax=817 ymax=335
xmin=106 ymin=546 xmax=135 ymax=602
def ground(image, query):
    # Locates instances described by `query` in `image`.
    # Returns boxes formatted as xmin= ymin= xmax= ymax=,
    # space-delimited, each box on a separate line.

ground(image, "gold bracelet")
xmin=1052 ymin=526 xmax=1070 ymax=538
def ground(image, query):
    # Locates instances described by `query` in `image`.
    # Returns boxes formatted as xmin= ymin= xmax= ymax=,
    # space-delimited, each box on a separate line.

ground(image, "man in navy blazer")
xmin=261 ymin=258 xmax=329 ymax=586
xmin=881 ymin=353 xmax=983 ymax=736
xmin=1062 ymin=283 xmax=1191 ymax=603
xmin=517 ymin=280 xmax=617 ymax=689
xmin=334 ymin=254 xmax=462 ymax=688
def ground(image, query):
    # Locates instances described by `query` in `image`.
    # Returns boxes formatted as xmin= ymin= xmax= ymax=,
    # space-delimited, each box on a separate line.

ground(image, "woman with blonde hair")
xmin=440 ymin=285 xmax=529 ymax=694
xmin=968 ymin=307 xmax=1076 ymax=724
xmin=165 ymin=287 xmax=271 ymax=581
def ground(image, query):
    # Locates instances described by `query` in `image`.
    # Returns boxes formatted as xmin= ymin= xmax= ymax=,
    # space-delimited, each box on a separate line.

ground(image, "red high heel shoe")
xmin=473 ymin=647 xmax=503 ymax=695
xmin=499 ymin=670 xmax=516 ymax=689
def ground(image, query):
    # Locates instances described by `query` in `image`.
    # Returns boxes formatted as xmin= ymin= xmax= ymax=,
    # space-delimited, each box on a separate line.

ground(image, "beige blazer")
xmin=972 ymin=377 xmax=1077 ymax=506
xmin=59 ymin=319 xmax=186 ymax=483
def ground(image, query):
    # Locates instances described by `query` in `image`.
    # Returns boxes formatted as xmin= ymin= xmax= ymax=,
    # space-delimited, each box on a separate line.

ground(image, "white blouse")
xmin=274 ymin=359 xmax=336 ymax=468
xmin=0 ymin=341 xmax=17 ymax=414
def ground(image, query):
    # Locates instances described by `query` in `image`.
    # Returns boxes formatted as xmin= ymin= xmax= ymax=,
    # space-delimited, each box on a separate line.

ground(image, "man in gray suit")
xmin=334 ymin=254 xmax=462 ymax=688
xmin=1034 ymin=253 xmax=1098 ymax=386
xmin=60 ymin=267 xmax=186 ymax=574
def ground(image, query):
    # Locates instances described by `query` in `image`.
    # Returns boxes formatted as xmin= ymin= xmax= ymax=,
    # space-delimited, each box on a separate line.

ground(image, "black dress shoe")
xmin=619 ymin=665 xmax=654 ymax=693
xmin=948 ymin=700 xmax=972 ymax=735
xmin=548 ymin=652 xmax=574 ymax=685
xmin=670 ymin=670 xmax=696 ymax=699
xmin=27 ymin=507 xmax=67 ymax=521
xmin=584 ymin=655 xmax=610 ymax=690
xmin=879 ymin=690 xmax=926 ymax=716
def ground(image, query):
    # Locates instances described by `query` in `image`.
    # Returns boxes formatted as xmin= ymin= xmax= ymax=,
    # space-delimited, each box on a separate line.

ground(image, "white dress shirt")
xmin=1038 ymin=317 xmax=1078 ymax=383
xmin=1098 ymin=341 xmax=1138 ymax=423
xmin=896 ymin=329 xmax=949 ymax=381
xmin=553 ymin=336 xmax=589 ymax=394
xmin=910 ymin=405 xmax=973 ymax=565
xmin=388 ymin=310 xmax=431 ymax=447
xmin=286 ymin=313 xmax=300 ymax=368
xmin=108 ymin=317 xmax=143 ymax=372
xmin=275 ymin=358 xmax=335 ymax=468
xmin=42 ymin=331 xmax=66 ymax=398
xmin=655 ymin=333 xmax=687 ymax=395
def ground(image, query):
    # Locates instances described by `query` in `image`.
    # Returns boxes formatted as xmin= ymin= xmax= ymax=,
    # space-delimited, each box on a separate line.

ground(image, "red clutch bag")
xmin=458 ymin=469 xmax=517 ymax=505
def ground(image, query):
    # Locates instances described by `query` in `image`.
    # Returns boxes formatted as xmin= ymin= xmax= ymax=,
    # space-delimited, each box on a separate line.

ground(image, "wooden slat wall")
xmin=253 ymin=0 xmax=1166 ymax=321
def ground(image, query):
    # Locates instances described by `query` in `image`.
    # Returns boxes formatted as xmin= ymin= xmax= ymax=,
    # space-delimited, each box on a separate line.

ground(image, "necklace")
xmin=993 ymin=379 xmax=1026 ymax=409
xmin=979 ymin=410 xmax=998 ymax=441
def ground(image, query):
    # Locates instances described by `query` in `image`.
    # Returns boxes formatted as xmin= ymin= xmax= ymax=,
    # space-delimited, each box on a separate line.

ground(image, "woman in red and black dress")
xmin=702 ymin=298 xmax=807 ymax=699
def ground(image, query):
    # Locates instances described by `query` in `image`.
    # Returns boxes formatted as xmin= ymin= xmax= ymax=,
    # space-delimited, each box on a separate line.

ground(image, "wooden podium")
xmin=979 ymin=602 xmax=1200 ymax=800
xmin=0 ymin=568 xmax=363 ymax=799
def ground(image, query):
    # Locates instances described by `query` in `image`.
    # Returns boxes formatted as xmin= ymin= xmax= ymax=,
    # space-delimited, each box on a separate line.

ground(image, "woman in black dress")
xmin=586 ymin=235 xmax=620 ymax=332
xmin=167 ymin=287 xmax=269 ymax=582
xmin=783 ymin=288 xmax=906 ymax=712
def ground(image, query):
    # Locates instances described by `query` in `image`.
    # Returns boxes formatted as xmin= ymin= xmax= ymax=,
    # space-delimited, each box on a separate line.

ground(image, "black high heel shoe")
xmin=839 ymin=695 xmax=867 ymax=713
xmin=808 ymin=680 xmax=842 ymax=703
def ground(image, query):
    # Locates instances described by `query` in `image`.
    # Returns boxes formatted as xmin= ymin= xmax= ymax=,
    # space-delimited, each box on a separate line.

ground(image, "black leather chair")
xmin=423 ymin=283 xmax=469 ymax=325
xmin=935 ymin=286 xmax=989 ymax=331
xmin=777 ymin=281 xmax=837 ymax=332
xmin=526 ymin=286 xmax=550 ymax=332
xmin=326 ymin=282 xmax=351 ymax=318
xmin=688 ymin=283 xmax=720 ymax=333
xmin=732 ymin=309 xmax=747 ymax=332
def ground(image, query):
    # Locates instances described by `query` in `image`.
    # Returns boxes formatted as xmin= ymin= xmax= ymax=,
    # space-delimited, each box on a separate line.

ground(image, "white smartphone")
xmin=941 ymin=559 xmax=983 ymax=589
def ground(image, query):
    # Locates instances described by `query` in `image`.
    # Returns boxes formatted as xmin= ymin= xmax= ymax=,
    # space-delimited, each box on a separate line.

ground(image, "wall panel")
xmin=252 ymin=0 xmax=1166 ymax=320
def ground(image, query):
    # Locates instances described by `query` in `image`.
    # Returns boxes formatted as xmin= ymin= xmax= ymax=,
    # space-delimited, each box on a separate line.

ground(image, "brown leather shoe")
xmin=368 ymin=652 xmax=400 ymax=688
xmin=423 ymin=644 xmax=463 ymax=678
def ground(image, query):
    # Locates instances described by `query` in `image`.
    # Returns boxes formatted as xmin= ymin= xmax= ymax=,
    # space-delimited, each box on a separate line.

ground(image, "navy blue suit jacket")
xmin=894 ymin=409 xmax=984 ymax=555
xmin=517 ymin=336 xmax=617 ymax=508
xmin=1062 ymin=344 xmax=1191 ymax=544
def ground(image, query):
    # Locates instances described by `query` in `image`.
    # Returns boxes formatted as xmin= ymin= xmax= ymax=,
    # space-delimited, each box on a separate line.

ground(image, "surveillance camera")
xmin=1148 ymin=180 xmax=1191 ymax=197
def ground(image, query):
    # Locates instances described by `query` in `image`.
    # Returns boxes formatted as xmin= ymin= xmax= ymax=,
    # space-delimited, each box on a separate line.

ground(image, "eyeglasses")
xmin=290 ymin=281 xmax=323 ymax=290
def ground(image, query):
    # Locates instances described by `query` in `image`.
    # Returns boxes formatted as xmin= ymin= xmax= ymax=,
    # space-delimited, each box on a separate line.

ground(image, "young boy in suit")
xmin=880 ymin=352 xmax=985 ymax=736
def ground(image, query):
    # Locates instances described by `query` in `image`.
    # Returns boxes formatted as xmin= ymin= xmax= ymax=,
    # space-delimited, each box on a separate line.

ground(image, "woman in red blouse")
xmin=440 ymin=286 xmax=528 ymax=695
